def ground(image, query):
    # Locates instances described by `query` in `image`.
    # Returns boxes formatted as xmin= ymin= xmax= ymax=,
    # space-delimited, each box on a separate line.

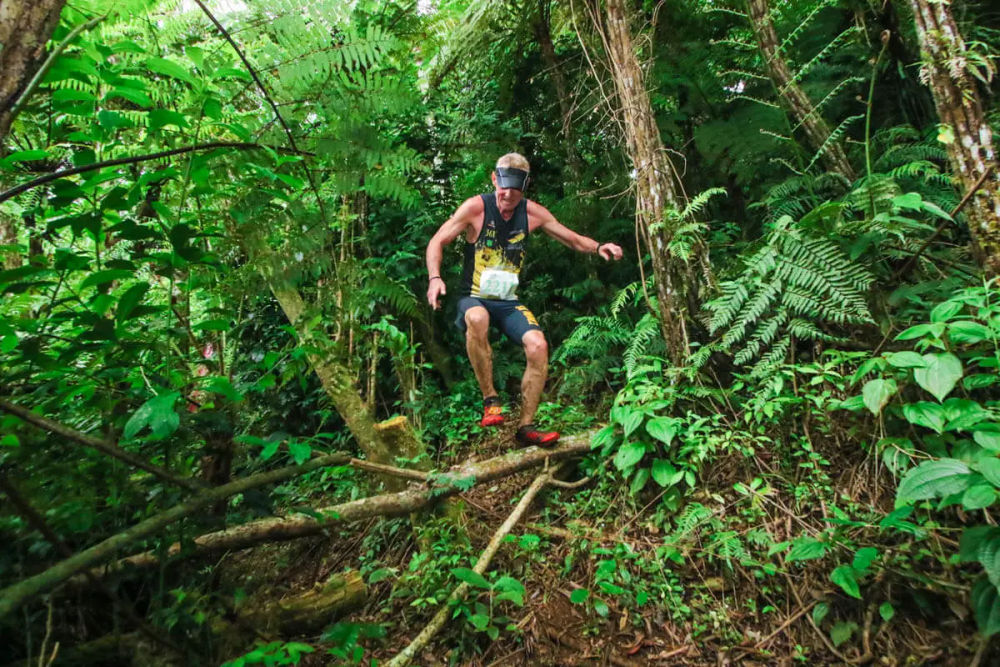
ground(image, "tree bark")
xmin=907 ymin=0 xmax=1000 ymax=276
xmin=746 ymin=0 xmax=856 ymax=182
xmin=72 ymin=434 xmax=593 ymax=582
xmin=0 ymin=452 xmax=350 ymax=620
xmin=0 ymin=0 xmax=66 ymax=142
xmin=534 ymin=1 xmax=582 ymax=181
xmin=599 ymin=0 xmax=701 ymax=364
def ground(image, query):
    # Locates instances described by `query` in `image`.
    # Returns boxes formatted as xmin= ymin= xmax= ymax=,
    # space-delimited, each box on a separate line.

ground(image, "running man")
xmin=425 ymin=153 xmax=624 ymax=446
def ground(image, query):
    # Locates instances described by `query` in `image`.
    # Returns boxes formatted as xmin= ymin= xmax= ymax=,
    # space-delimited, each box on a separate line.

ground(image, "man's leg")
xmin=518 ymin=329 xmax=548 ymax=427
xmin=464 ymin=306 xmax=497 ymax=399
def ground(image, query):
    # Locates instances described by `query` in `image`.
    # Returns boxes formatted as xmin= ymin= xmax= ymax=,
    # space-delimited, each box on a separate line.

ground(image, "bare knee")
xmin=465 ymin=308 xmax=489 ymax=338
xmin=523 ymin=331 xmax=548 ymax=363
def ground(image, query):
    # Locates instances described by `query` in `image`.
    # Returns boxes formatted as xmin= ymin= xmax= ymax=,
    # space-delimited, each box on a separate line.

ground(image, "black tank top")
xmin=460 ymin=194 xmax=529 ymax=300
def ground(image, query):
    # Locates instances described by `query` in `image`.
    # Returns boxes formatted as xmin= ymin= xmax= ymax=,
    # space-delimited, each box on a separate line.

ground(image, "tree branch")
xmin=0 ymin=142 xmax=311 ymax=204
xmin=0 ymin=450 xmax=351 ymax=619
xmin=0 ymin=398 xmax=205 ymax=492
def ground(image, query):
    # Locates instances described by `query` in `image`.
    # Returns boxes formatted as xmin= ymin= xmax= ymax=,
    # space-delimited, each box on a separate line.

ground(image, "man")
xmin=425 ymin=153 xmax=624 ymax=446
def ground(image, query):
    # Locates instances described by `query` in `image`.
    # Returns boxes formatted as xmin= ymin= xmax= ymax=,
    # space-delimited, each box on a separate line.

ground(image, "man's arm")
xmin=528 ymin=200 xmax=624 ymax=261
xmin=425 ymin=196 xmax=482 ymax=310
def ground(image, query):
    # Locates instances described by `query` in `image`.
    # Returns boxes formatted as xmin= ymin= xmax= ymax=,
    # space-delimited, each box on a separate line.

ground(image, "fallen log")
xmin=74 ymin=434 xmax=594 ymax=584
xmin=385 ymin=463 xmax=565 ymax=667
xmin=0 ymin=451 xmax=351 ymax=620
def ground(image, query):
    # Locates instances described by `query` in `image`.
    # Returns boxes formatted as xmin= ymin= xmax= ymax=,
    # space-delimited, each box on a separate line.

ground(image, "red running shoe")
xmin=480 ymin=397 xmax=504 ymax=427
xmin=515 ymin=424 xmax=560 ymax=447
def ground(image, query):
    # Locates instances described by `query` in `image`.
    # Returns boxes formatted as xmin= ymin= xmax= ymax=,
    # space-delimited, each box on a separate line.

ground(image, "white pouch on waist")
xmin=479 ymin=268 xmax=519 ymax=300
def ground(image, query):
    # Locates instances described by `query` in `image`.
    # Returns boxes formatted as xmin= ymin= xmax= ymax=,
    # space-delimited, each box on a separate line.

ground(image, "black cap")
xmin=495 ymin=166 xmax=529 ymax=191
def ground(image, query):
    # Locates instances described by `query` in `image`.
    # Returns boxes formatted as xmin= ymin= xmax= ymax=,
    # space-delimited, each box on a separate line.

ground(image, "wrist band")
xmin=429 ymin=276 xmax=443 ymax=282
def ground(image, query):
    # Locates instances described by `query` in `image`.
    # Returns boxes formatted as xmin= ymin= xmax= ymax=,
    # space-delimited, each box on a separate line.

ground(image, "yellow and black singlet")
xmin=460 ymin=193 xmax=529 ymax=301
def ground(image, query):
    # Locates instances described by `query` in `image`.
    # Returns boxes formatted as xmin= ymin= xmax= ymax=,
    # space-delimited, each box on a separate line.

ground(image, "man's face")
xmin=492 ymin=171 xmax=524 ymax=208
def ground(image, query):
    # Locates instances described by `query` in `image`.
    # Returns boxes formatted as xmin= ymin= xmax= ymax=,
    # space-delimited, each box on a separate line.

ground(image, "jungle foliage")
xmin=2 ymin=0 xmax=1000 ymax=664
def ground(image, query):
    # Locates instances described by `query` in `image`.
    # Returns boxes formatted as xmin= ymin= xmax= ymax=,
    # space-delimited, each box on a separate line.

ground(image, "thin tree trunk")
xmin=0 ymin=212 xmax=20 ymax=269
xmin=599 ymin=0 xmax=699 ymax=364
xmin=746 ymin=0 xmax=856 ymax=182
xmin=70 ymin=434 xmax=593 ymax=583
xmin=907 ymin=0 xmax=1000 ymax=275
xmin=0 ymin=0 xmax=67 ymax=142
xmin=535 ymin=2 xmax=582 ymax=180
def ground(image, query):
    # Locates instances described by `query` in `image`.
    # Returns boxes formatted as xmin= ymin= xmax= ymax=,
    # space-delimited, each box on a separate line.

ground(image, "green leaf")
xmin=650 ymin=459 xmax=684 ymax=487
xmin=884 ymin=351 xmax=927 ymax=368
xmin=202 ymin=376 xmax=244 ymax=402
xmin=830 ymin=564 xmax=861 ymax=599
xmin=468 ymin=613 xmax=490 ymax=630
xmin=193 ymin=318 xmax=231 ymax=332
xmin=862 ymin=378 xmax=896 ymax=415
xmin=949 ymin=321 xmax=993 ymax=345
xmin=569 ymin=588 xmax=590 ymax=604
xmin=975 ymin=430 xmax=1000 ymax=452
xmin=148 ymin=108 xmax=190 ymax=131
xmin=123 ymin=392 xmax=180 ymax=440
xmin=287 ymin=441 xmax=311 ymax=464
xmin=452 ymin=567 xmax=490 ymax=589
xmin=913 ymin=353 xmax=963 ymax=402
xmin=613 ymin=441 xmax=646 ymax=471
xmin=879 ymin=602 xmax=894 ymax=622
xmin=972 ymin=578 xmax=1000 ymax=637
xmin=146 ymin=57 xmax=196 ymax=84
xmin=116 ymin=283 xmax=149 ymax=323
xmin=902 ymin=402 xmax=946 ymax=433
xmin=943 ymin=398 xmax=992 ymax=432
xmin=786 ymin=537 xmax=827 ymax=562
xmin=645 ymin=417 xmax=676 ymax=446
xmin=974 ymin=458 xmax=1000 ymax=487
xmin=852 ymin=547 xmax=879 ymax=572
xmin=629 ymin=466 xmax=649 ymax=495
xmin=963 ymin=484 xmax=997 ymax=510
xmin=896 ymin=458 xmax=972 ymax=504
xmin=830 ymin=620 xmax=858 ymax=647
xmin=591 ymin=425 xmax=615 ymax=452
xmin=80 ymin=269 xmax=133 ymax=290
xmin=1 ymin=434 xmax=19 ymax=448
xmin=930 ymin=300 xmax=963 ymax=323
xmin=620 ymin=410 xmax=643 ymax=438
xmin=895 ymin=323 xmax=944 ymax=341
xmin=367 ymin=567 xmax=395 ymax=584
xmin=0 ymin=149 xmax=50 ymax=168
xmin=812 ymin=601 xmax=829 ymax=625
xmin=104 ymin=87 xmax=153 ymax=108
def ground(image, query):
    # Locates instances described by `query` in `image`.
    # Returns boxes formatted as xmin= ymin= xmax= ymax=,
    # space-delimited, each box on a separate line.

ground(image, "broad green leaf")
xmin=879 ymin=602 xmax=894 ymax=622
xmin=975 ymin=430 xmax=1000 ymax=452
xmin=1 ymin=434 xmax=19 ymax=448
xmin=852 ymin=547 xmax=879 ymax=572
xmin=862 ymin=378 xmax=896 ymax=415
xmin=629 ymin=467 xmax=649 ymax=495
xmin=930 ymin=300 xmax=963 ymax=323
xmin=613 ymin=441 xmax=645 ymax=471
xmin=975 ymin=458 xmax=1000 ymax=487
xmin=492 ymin=576 xmax=525 ymax=595
xmin=202 ymin=376 xmax=244 ymax=402
xmin=569 ymin=588 xmax=590 ymax=604
xmin=902 ymin=402 xmax=946 ymax=433
xmin=830 ymin=620 xmax=858 ymax=647
xmin=116 ymin=283 xmax=149 ymax=323
xmin=287 ymin=441 xmax=311 ymax=464
xmin=895 ymin=323 xmax=944 ymax=341
xmin=896 ymin=458 xmax=972 ymax=504
xmin=146 ymin=57 xmax=196 ymax=84
xmin=80 ymin=269 xmax=133 ymax=290
xmin=960 ymin=526 xmax=1000 ymax=563
xmin=193 ymin=318 xmax=231 ymax=332
xmin=972 ymin=578 xmax=1000 ymax=637
xmin=590 ymin=425 xmax=615 ymax=452
xmin=949 ymin=321 xmax=993 ymax=345
xmin=123 ymin=391 xmax=181 ymax=440
xmin=620 ymin=411 xmax=643 ymax=438
xmin=812 ymin=601 xmax=829 ymax=625
xmin=830 ymin=564 xmax=861 ymax=599
xmin=451 ymin=567 xmax=490 ymax=589
xmin=645 ymin=417 xmax=676 ymax=446
xmin=913 ymin=353 xmax=963 ymax=402
xmin=786 ymin=537 xmax=827 ymax=562
xmin=884 ymin=351 xmax=927 ymax=368
xmin=891 ymin=192 xmax=922 ymax=210
xmin=104 ymin=88 xmax=153 ymax=108
xmin=0 ymin=150 xmax=50 ymax=168
xmin=943 ymin=398 xmax=992 ymax=432
xmin=149 ymin=108 xmax=190 ymax=130
xmin=963 ymin=484 xmax=997 ymax=510
xmin=650 ymin=459 xmax=684 ymax=487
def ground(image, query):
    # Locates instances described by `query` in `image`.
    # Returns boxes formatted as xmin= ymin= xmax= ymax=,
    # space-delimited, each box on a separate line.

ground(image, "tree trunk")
xmin=534 ymin=1 xmax=582 ymax=181
xmin=746 ymin=0 xmax=856 ymax=182
xmin=600 ymin=0 xmax=699 ymax=364
xmin=0 ymin=211 xmax=21 ymax=270
xmin=0 ymin=0 xmax=66 ymax=143
xmin=907 ymin=0 xmax=1000 ymax=276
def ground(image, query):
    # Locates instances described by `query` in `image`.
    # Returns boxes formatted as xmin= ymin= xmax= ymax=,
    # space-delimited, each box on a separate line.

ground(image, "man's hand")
xmin=427 ymin=277 xmax=446 ymax=310
xmin=598 ymin=242 xmax=624 ymax=261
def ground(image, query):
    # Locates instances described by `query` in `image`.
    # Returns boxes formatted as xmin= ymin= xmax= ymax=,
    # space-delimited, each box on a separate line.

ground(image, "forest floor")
xmin=213 ymin=424 xmax=990 ymax=666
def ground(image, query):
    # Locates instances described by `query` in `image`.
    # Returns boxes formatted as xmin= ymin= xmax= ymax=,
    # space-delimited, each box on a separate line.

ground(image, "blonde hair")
xmin=496 ymin=152 xmax=530 ymax=172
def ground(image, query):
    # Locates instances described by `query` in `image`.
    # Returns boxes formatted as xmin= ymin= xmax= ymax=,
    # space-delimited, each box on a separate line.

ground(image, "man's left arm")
xmin=528 ymin=200 xmax=624 ymax=261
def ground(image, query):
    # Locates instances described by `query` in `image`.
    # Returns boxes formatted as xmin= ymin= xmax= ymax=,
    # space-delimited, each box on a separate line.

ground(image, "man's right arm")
xmin=425 ymin=197 xmax=481 ymax=310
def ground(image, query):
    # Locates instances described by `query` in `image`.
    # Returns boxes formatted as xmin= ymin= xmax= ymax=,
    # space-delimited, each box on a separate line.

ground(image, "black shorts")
xmin=455 ymin=296 xmax=542 ymax=343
